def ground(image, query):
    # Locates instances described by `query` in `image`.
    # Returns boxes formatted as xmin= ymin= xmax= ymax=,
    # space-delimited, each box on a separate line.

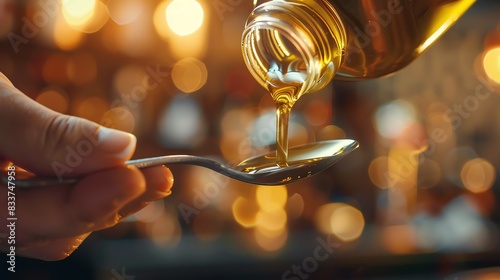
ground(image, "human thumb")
xmin=0 ymin=73 xmax=136 ymax=178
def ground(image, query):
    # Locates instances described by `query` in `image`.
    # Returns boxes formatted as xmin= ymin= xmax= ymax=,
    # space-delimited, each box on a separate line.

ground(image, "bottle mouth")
xmin=241 ymin=1 xmax=346 ymax=96
xmin=242 ymin=18 xmax=315 ymax=98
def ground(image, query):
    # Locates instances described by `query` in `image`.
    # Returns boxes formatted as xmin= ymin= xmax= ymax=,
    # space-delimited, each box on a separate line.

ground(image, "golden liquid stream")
xmin=275 ymin=93 xmax=295 ymax=167
xmin=264 ymin=31 xmax=307 ymax=167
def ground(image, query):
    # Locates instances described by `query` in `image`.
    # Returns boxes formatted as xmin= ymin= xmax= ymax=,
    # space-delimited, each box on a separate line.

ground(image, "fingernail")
xmin=162 ymin=166 xmax=174 ymax=193
xmin=156 ymin=190 xmax=172 ymax=198
xmin=156 ymin=166 xmax=174 ymax=194
xmin=141 ymin=166 xmax=174 ymax=201
xmin=97 ymin=127 xmax=136 ymax=159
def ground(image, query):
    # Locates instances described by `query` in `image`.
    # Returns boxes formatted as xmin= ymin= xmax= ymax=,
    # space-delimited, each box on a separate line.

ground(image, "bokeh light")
xmin=220 ymin=130 xmax=251 ymax=163
xmin=256 ymin=208 xmax=287 ymax=232
xmin=232 ymin=196 xmax=258 ymax=228
xmin=110 ymin=11 xmax=154 ymax=57
xmin=232 ymin=186 xmax=289 ymax=252
xmin=101 ymin=107 xmax=136 ymax=133
xmin=483 ymin=47 xmax=500 ymax=83
xmin=148 ymin=210 xmax=182 ymax=247
xmin=171 ymin=57 xmax=208 ymax=93
xmin=35 ymin=88 xmax=69 ymax=114
xmin=304 ymin=99 xmax=332 ymax=127
xmin=77 ymin=0 xmax=109 ymax=34
xmin=256 ymin=185 xmax=287 ymax=211
xmin=254 ymin=226 xmax=288 ymax=252
xmin=254 ymin=186 xmax=288 ymax=251
xmin=375 ymin=100 xmax=417 ymax=139
xmin=112 ymin=65 xmax=148 ymax=96
xmin=154 ymin=0 xmax=208 ymax=58
xmin=62 ymin=0 xmax=96 ymax=28
xmin=317 ymin=125 xmax=346 ymax=141
xmin=220 ymin=108 xmax=254 ymax=135
xmin=250 ymin=110 xmax=276 ymax=147
xmin=153 ymin=0 xmax=170 ymax=40
xmin=285 ymin=193 xmax=305 ymax=219
xmin=107 ymin=0 xmax=142 ymax=25
xmin=53 ymin=15 xmax=84 ymax=50
xmin=329 ymin=204 xmax=365 ymax=242
xmin=166 ymin=0 xmax=204 ymax=36
xmin=219 ymin=108 xmax=265 ymax=163
xmin=250 ymin=110 xmax=310 ymax=148
xmin=315 ymin=203 xmax=365 ymax=242
xmin=412 ymin=196 xmax=493 ymax=252
xmin=74 ymin=96 xmax=109 ymax=123
xmin=445 ymin=147 xmax=479 ymax=187
xmin=288 ymin=123 xmax=309 ymax=148
xmin=368 ymin=156 xmax=392 ymax=189
xmin=157 ymin=95 xmax=207 ymax=148
xmin=461 ymin=158 xmax=496 ymax=193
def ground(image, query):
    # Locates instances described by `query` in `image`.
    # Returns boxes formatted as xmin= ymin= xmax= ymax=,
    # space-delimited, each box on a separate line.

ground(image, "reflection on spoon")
xmin=4 ymin=139 xmax=359 ymax=187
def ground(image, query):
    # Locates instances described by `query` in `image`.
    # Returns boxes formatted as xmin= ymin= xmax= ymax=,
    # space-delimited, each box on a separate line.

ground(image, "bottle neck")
xmin=242 ymin=0 xmax=346 ymax=98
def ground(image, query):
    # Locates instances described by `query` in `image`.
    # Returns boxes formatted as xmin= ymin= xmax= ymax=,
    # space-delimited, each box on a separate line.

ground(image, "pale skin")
xmin=0 ymin=73 xmax=174 ymax=261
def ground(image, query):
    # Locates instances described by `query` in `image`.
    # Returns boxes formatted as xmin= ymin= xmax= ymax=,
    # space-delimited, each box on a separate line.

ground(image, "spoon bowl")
xmin=236 ymin=139 xmax=359 ymax=184
xmin=4 ymin=139 xmax=358 ymax=187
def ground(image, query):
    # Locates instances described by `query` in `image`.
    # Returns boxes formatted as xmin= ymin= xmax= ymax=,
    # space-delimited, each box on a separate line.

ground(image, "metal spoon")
xmin=3 ymin=139 xmax=358 ymax=187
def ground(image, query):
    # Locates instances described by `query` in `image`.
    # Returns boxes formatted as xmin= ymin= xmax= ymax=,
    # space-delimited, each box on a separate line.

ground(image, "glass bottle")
xmin=242 ymin=0 xmax=476 ymax=96
xmin=241 ymin=0 xmax=475 ymax=165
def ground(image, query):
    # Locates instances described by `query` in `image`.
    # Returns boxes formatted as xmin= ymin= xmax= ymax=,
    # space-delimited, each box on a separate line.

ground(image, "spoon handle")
xmin=1 ymin=155 xmax=220 ymax=188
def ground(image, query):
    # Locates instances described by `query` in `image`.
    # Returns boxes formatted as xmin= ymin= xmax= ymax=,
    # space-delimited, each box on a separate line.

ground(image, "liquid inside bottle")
xmin=242 ymin=0 xmax=475 ymax=166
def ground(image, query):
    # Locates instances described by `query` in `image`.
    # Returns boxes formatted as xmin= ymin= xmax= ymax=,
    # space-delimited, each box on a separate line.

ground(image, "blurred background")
xmin=1 ymin=0 xmax=500 ymax=279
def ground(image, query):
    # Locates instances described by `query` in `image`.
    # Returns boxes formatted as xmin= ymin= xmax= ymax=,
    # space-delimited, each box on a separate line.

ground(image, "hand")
xmin=0 ymin=73 xmax=174 ymax=261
